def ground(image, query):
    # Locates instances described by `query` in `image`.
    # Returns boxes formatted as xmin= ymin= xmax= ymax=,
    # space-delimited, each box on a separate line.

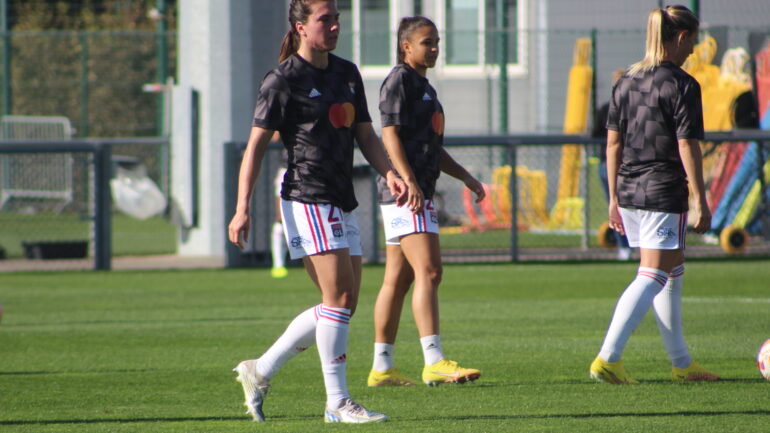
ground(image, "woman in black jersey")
xmin=366 ymin=16 xmax=486 ymax=388
xmin=589 ymin=5 xmax=718 ymax=385
xmin=228 ymin=0 xmax=405 ymax=424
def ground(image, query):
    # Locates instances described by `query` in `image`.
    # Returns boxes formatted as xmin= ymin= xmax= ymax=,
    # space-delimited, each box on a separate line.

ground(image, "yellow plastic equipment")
xmin=552 ymin=38 xmax=593 ymax=228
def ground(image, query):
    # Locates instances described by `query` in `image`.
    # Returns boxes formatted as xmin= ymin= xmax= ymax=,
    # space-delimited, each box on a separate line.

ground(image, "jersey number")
xmin=327 ymin=206 xmax=341 ymax=223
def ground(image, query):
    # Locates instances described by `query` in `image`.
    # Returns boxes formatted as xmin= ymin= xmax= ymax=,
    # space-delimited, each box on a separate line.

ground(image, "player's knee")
xmin=424 ymin=263 xmax=442 ymax=286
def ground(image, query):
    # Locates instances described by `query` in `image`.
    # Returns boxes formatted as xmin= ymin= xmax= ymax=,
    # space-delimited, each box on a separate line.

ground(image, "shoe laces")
xmin=340 ymin=399 xmax=367 ymax=415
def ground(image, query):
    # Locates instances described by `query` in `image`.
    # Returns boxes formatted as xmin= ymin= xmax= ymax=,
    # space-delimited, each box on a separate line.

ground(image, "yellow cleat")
xmin=270 ymin=267 xmax=288 ymax=279
xmin=367 ymin=368 xmax=417 ymax=387
xmin=672 ymin=361 xmax=720 ymax=382
xmin=422 ymin=359 xmax=480 ymax=386
xmin=589 ymin=357 xmax=639 ymax=385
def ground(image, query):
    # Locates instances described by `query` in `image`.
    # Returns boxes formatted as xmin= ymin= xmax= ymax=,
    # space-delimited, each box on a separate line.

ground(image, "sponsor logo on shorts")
xmin=656 ymin=227 xmax=675 ymax=239
xmin=430 ymin=212 xmax=438 ymax=224
xmin=291 ymin=236 xmax=311 ymax=248
xmin=391 ymin=217 xmax=409 ymax=228
xmin=331 ymin=223 xmax=344 ymax=238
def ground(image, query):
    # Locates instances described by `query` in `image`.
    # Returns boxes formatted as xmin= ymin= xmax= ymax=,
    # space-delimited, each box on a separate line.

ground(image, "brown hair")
xmin=628 ymin=5 xmax=699 ymax=75
xmin=278 ymin=0 xmax=323 ymax=62
xmin=396 ymin=16 xmax=437 ymax=64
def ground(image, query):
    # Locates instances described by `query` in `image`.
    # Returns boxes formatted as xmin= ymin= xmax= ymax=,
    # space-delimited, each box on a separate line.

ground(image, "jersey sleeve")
xmin=674 ymin=78 xmax=704 ymax=140
xmin=379 ymin=69 xmax=409 ymax=127
xmin=605 ymin=81 xmax=621 ymax=132
xmin=351 ymin=67 xmax=372 ymax=124
xmin=252 ymin=70 xmax=290 ymax=130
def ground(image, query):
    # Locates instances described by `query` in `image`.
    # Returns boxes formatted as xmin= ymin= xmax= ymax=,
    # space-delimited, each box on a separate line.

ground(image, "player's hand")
xmin=386 ymin=170 xmax=408 ymax=207
xmin=228 ymin=211 xmax=250 ymax=249
xmin=691 ymin=198 xmax=711 ymax=234
xmin=608 ymin=200 xmax=625 ymax=236
xmin=404 ymin=179 xmax=424 ymax=213
xmin=465 ymin=177 xmax=486 ymax=203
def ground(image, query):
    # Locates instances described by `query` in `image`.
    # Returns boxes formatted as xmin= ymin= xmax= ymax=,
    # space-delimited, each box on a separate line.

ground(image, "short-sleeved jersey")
xmin=376 ymin=64 xmax=445 ymax=204
xmin=252 ymin=53 xmax=371 ymax=212
xmin=606 ymin=61 xmax=704 ymax=213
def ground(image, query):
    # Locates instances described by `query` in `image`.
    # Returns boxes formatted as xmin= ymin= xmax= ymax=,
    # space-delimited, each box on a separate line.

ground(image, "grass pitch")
xmin=1 ymin=260 xmax=769 ymax=432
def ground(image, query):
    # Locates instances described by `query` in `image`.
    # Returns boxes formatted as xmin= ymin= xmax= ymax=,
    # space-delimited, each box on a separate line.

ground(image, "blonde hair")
xmin=628 ymin=5 xmax=699 ymax=76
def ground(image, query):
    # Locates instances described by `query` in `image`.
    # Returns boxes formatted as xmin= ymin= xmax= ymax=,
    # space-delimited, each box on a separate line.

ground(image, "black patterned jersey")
xmin=376 ymin=64 xmax=445 ymax=204
xmin=606 ymin=61 xmax=704 ymax=213
xmin=252 ymin=53 xmax=371 ymax=212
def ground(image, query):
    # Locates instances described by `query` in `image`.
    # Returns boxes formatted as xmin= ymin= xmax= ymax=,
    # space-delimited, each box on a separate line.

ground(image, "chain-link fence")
xmin=0 ymin=136 xmax=173 ymax=271
xmin=224 ymin=132 xmax=770 ymax=267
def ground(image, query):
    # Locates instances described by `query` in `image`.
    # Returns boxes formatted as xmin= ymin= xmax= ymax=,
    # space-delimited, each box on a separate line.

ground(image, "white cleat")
xmin=324 ymin=398 xmax=388 ymax=423
xmin=233 ymin=359 xmax=270 ymax=422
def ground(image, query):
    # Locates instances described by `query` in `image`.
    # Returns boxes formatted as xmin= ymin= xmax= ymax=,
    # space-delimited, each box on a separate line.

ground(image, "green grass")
xmin=0 ymin=213 xmax=177 ymax=258
xmin=2 ymin=261 xmax=770 ymax=432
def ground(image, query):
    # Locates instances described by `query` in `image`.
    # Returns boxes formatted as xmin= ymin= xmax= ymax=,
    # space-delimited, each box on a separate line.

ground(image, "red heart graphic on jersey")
xmin=329 ymin=103 xmax=355 ymax=128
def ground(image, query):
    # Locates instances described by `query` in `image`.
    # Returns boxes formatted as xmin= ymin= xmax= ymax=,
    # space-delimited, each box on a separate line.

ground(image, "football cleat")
xmin=270 ymin=266 xmax=288 ymax=279
xmin=324 ymin=398 xmax=388 ymax=423
xmin=672 ymin=361 xmax=720 ymax=382
xmin=422 ymin=359 xmax=481 ymax=386
xmin=589 ymin=356 xmax=639 ymax=384
xmin=367 ymin=368 xmax=417 ymax=386
xmin=233 ymin=359 xmax=270 ymax=422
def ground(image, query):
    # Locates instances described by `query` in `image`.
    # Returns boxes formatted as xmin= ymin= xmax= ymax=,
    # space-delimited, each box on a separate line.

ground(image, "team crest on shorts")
xmin=430 ymin=212 xmax=438 ymax=224
xmin=656 ymin=227 xmax=675 ymax=239
xmin=391 ymin=217 xmax=409 ymax=228
xmin=291 ymin=236 xmax=311 ymax=248
xmin=332 ymin=223 xmax=344 ymax=237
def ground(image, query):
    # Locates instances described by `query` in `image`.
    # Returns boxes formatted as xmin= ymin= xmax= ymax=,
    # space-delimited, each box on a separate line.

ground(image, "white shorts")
xmin=274 ymin=168 xmax=287 ymax=197
xmin=280 ymin=199 xmax=362 ymax=259
xmin=619 ymin=207 xmax=687 ymax=250
xmin=380 ymin=199 xmax=439 ymax=245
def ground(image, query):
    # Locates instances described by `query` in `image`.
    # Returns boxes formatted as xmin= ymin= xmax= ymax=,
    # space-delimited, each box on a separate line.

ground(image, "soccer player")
xmin=366 ymin=16 xmax=486 ymax=388
xmin=270 ymin=144 xmax=288 ymax=279
xmin=228 ymin=0 xmax=406 ymax=423
xmin=589 ymin=5 xmax=719 ymax=384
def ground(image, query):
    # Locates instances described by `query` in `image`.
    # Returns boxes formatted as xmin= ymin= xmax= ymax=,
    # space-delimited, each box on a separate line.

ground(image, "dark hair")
xmin=396 ymin=16 xmax=437 ymax=64
xmin=279 ymin=0 xmax=322 ymax=62
xmin=629 ymin=5 xmax=699 ymax=75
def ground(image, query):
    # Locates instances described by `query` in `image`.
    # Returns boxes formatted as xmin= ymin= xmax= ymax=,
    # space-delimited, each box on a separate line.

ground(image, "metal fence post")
xmin=93 ymin=142 xmax=112 ymax=270
xmin=2 ymin=0 xmax=11 ymax=116
xmin=224 ymin=141 xmax=242 ymax=267
xmin=79 ymin=32 xmax=90 ymax=137
xmin=508 ymin=140 xmax=518 ymax=262
xmin=581 ymin=143 xmax=589 ymax=250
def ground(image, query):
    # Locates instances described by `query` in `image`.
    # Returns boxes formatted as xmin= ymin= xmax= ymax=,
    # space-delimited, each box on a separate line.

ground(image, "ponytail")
xmin=278 ymin=0 xmax=318 ymax=63
xmin=279 ymin=29 xmax=300 ymax=63
xmin=629 ymin=5 xmax=698 ymax=76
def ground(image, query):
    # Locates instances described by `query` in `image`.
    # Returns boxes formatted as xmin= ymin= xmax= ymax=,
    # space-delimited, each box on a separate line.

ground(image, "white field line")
xmin=683 ymin=297 xmax=770 ymax=304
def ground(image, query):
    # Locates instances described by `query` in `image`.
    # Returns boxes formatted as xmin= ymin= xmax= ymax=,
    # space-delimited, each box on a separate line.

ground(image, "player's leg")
xmin=650 ymin=243 xmax=718 ymax=381
xmin=591 ymin=209 xmax=675 ymax=384
xmin=400 ymin=232 xmax=480 ymax=386
xmin=369 ymin=244 xmax=417 ymax=386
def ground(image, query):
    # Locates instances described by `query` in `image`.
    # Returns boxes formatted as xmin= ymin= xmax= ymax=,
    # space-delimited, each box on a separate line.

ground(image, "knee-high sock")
xmin=653 ymin=264 xmax=692 ymax=368
xmin=599 ymin=267 xmax=669 ymax=362
xmin=256 ymin=305 xmax=318 ymax=379
xmin=271 ymin=222 xmax=286 ymax=268
xmin=316 ymin=305 xmax=351 ymax=409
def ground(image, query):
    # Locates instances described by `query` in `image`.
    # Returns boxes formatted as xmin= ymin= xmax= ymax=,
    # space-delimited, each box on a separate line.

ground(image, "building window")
xmin=446 ymin=0 xmax=481 ymax=65
xmin=441 ymin=0 xmax=524 ymax=70
xmin=361 ymin=0 xmax=390 ymax=65
xmin=336 ymin=0 xmax=354 ymax=61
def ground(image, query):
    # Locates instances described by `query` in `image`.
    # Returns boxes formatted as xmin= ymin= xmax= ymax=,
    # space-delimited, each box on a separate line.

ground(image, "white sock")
xmin=599 ymin=267 xmax=669 ymax=362
xmin=420 ymin=334 xmax=445 ymax=366
xmin=256 ymin=304 xmax=318 ymax=379
xmin=271 ymin=222 xmax=286 ymax=268
xmin=653 ymin=264 xmax=692 ymax=368
xmin=316 ymin=305 xmax=351 ymax=409
xmin=373 ymin=342 xmax=395 ymax=372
